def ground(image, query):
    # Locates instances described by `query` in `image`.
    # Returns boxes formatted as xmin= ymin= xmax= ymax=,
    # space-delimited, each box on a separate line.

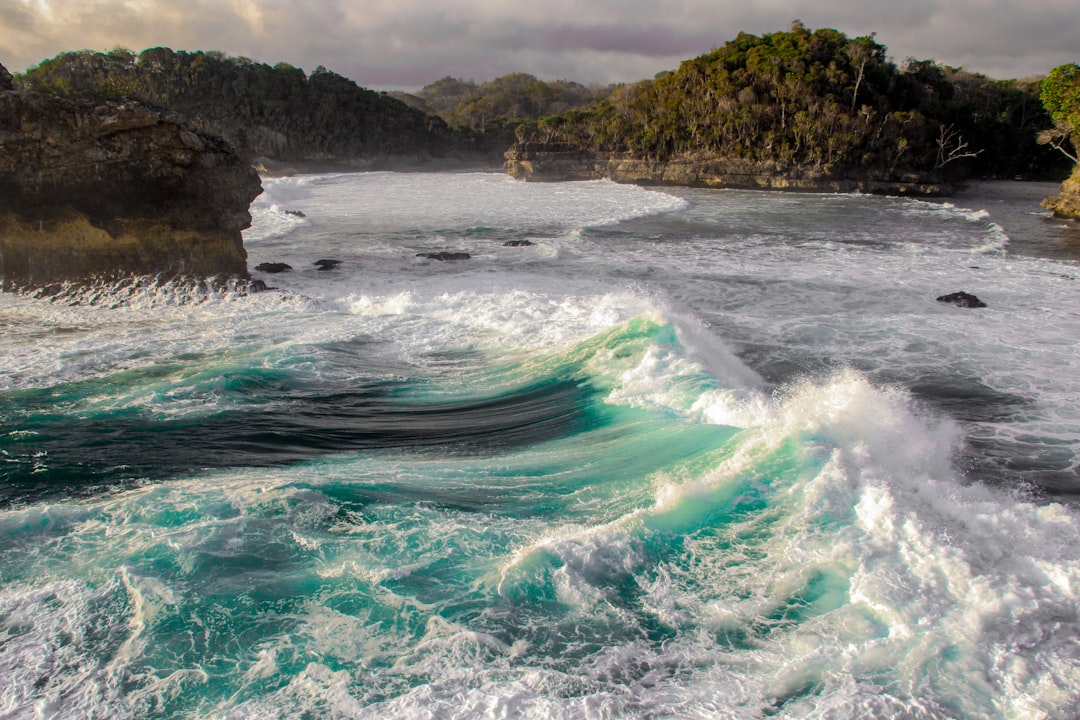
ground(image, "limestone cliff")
xmin=1041 ymin=167 xmax=1080 ymax=220
xmin=505 ymin=147 xmax=949 ymax=196
xmin=0 ymin=65 xmax=262 ymax=289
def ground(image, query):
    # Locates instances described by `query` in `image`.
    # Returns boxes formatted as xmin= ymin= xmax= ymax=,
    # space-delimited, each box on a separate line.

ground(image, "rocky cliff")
xmin=0 ymin=64 xmax=262 ymax=289
xmin=1041 ymin=167 xmax=1080 ymax=220
xmin=505 ymin=147 xmax=950 ymax=196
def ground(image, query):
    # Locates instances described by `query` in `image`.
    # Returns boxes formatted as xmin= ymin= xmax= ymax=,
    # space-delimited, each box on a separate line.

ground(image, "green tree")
xmin=1040 ymin=63 xmax=1080 ymax=162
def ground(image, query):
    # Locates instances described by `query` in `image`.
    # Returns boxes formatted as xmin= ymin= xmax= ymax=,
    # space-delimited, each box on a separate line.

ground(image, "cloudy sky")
xmin=2 ymin=0 xmax=1076 ymax=90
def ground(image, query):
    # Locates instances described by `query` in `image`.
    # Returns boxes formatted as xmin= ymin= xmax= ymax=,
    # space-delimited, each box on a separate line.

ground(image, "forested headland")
xmin=9 ymin=24 xmax=1078 ymax=198
xmin=506 ymin=23 xmax=1071 ymax=192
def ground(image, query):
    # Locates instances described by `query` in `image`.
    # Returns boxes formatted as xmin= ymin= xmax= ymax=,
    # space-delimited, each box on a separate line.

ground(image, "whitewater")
xmin=0 ymin=171 xmax=1078 ymax=719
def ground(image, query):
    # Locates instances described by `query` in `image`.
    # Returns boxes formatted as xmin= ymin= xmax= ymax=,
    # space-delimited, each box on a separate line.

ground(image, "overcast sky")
xmin=2 ymin=0 xmax=1076 ymax=90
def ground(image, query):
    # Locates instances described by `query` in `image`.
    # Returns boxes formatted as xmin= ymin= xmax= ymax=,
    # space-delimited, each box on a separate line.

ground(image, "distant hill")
xmin=391 ymin=73 xmax=612 ymax=160
xmin=506 ymin=23 xmax=1069 ymax=189
xmin=16 ymin=48 xmax=474 ymax=170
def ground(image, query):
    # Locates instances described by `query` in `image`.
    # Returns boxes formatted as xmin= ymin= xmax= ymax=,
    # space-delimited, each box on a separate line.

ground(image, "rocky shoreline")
xmin=0 ymin=62 xmax=261 ymax=291
xmin=505 ymin=147 xmax=952 ymax=196
xmin=1041 ymin=167 xmax=1080 ymax=220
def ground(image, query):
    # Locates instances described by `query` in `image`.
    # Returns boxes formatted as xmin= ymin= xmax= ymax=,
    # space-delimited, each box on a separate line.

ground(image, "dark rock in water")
xmin=314 ymin=259 xmax=341 ymax=270
xmin=0 ymin=85 xmax=261 ymax=289
xmin=937 ymin=291 xmax=987 ymax=308
xmin=285 ymin=210 xmax=306 ymax=217
xmin=417 ymin=252 xmax=471 ymax=261
xmin=503 ymin=240 xmax=534 ymax=247
xmin=255 ymin=262 xmax=292 ymax=273
xmin=0 ymin=63 xmax=13 ymax=92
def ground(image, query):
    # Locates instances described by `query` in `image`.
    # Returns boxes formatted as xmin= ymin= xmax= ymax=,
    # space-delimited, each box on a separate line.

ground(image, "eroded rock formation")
xmin=0 ymin=64 xmax=262 ymax=289
xmin=1041 ymin=167 xmax=1080 ymax=220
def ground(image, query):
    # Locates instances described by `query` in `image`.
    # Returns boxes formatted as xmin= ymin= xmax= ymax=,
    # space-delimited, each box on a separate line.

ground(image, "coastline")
xmin=505 ymin=147 xmax=953 ymax=197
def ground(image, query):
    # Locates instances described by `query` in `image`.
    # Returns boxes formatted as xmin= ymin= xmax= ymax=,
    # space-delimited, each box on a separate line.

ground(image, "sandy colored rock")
xmin=1041 ymin=167 xmax=1080 ymax=220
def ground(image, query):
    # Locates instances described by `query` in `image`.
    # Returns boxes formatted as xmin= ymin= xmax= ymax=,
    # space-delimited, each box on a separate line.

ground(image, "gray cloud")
xmin=0 ymin=0 xmax=1076 ymax=89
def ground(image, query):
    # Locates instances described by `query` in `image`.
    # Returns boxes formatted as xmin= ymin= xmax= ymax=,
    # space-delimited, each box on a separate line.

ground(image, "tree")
xmin=1040 ymin=63 xmax=1080 ymax=163
xmin=845 ymin=33 xmax=881 ymax=112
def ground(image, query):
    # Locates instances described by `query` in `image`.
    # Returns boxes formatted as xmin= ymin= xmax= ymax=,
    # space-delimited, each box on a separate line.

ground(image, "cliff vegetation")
xmin=1039 ymin=63 xmax=1080 ymax=219
xmin=16 ymin=48 xmax=464 ymax=169
xmin=507 ymin=23 xmax=1069 ymax=191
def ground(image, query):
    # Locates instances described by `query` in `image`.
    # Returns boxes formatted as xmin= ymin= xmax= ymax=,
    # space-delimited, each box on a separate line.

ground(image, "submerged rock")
xmin=285 ymin=210 xmax=306 ymax=217
xmin=417 ymin=252 xmax=471 ymax=261
xmin=314 ymin=259 xmax=341 ymax=270
xmin=255 ymin=262 xmax=293 ymax=273
xmin=503 ymin=240 xmax=534 ymax=247
xmin=936 ymin=291 xmax=987 ymax=308
xmin=0 ymin=70 xmax=261 ymax=289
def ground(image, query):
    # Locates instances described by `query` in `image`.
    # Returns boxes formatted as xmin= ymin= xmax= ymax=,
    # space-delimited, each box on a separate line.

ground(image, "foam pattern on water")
xmin=2 ymin=172 xmax=1079 ymax=718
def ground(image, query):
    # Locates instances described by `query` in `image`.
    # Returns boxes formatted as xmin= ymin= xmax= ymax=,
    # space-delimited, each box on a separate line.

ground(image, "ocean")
xmin=1 ymin=171 xmax=1078 ymax=718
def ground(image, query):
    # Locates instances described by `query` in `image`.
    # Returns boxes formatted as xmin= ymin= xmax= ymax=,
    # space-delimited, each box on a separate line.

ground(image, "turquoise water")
xmin=1 ymin=173 xmax=1078 ymax=718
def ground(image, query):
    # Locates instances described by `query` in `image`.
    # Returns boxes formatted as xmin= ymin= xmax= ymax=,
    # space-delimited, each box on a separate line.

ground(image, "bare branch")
xmin=935 ymin=124 xmax=983 ymax=169
xmin=1037 ymin=123 xmax=1079 ymax=163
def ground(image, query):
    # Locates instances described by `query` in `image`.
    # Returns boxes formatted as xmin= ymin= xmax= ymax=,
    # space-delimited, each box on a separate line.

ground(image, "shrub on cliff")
xmin=1040 ymin=63 xmax=1080 ymax=164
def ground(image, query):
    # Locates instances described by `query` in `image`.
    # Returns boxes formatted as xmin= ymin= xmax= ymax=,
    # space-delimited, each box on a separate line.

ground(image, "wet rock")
xmin=314 ymin=259 xmax=341 ymax=270
xmin=255 ymin=262 xmax=292 ymax=273
xmin=285 ymin=210 xmax=306 ymax=217
xmin=503 ymin=240 xmax=534 ymax=247
xmin=417 ymin=252 xmax=470 ymax=261
xmin=936 ymin=291 xmax=987 ymax=308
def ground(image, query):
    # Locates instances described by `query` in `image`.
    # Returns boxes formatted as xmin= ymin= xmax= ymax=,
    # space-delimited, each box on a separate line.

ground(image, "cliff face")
xmin=505 ymin=147 xmax=950 ymax=196
xmin=0 ymin=67 xmax=262 ymax=289
xmin=1041 ymin=167 xmax=1080 ymax=220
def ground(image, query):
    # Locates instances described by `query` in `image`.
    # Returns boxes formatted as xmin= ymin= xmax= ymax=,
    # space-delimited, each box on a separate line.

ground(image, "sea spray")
xmin=2 ymin=172 xmax=1078 ymax=719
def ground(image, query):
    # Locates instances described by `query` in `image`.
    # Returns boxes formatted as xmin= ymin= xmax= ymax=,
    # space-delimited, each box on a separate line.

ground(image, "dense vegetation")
xmin=1040 ymin=63 xmax=1080 ymax=164
xmin=12 ymin=31 xmax=1072 ymax=182
xmin=16 ymin=47 xmax=462 ymax=165
xmin=515 ymin=23 xmax=1068 ymax=181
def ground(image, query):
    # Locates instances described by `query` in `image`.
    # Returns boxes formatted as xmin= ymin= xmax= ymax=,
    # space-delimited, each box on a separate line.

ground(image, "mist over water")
xmin=1 ymin=172 xmax=1078 ymax=718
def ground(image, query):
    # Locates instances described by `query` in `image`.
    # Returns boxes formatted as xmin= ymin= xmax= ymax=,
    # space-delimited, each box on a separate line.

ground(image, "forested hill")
xmin=388 ymin=73 xmax=610 ymax=160
xmin=16 ymin=48 xmax=464 ymax=169
xmin=509 ymin=23 xmax=1069 ymax=187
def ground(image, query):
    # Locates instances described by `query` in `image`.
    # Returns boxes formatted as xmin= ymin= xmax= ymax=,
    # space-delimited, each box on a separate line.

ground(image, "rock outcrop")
xmin=936 ymin=291 xmax=987 ymax=308
xmin=1041 ymin=167 xmax=1080 ymax=220
xmin=0 ymin=65 xmax=262 ymax=289
xmin=505 ymin=147 xmax=950 ymax=196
